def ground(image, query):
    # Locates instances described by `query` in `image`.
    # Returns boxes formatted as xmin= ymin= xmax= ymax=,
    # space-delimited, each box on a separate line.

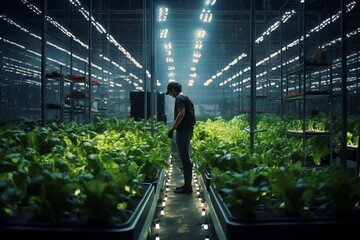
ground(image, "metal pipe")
xmin=41 ymin=0 xmax=47 ymax=126
xmin=150 ymin=0 xmax=155 ymax=135
xmin=340 ymin=0 xmax=348 ymax=167
xmin=250 ymin=0 xmax=256 ymax=152
xmin=143 ymin=0 xmax=148 ymax=121
xmin=88 ymin=0 xmax=93 ymax=123
xmin=60 ymin=65 xmax=64 ymax=121
xmin=280 ymin=8 xmax=283 ymax=119
xmin=302 ymin=0 xmax=307 ymax=165
xmin=70 ymin=4 xmax=73 ymax=75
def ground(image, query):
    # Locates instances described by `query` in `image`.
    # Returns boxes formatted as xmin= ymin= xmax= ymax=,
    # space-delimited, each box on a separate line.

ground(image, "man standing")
xmin=166 ymin=81 xmax=196 ymax=194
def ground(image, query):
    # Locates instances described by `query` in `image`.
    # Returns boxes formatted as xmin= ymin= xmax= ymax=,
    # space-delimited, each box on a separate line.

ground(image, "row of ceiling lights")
xmin=17 ymin=0 xmax=146 ymax=89
xmin=3 ymin=0 xmax=359 ymax=94
xmin=187 ymin=0 xmax=217 ymax=87
xmin=157 ymin=0 xmax=217 ymax=87
xmin=218 ymin=1 xmax=358 ymax=94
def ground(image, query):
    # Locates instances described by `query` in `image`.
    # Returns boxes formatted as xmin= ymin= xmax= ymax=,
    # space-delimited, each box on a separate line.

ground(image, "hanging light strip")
xmin=204 ymin=10 xmax=295 ymax=87
xmin=22 ymin=0 xmax=143 ymax=72
xmin=68 ymin=0 xmax=142 ymax=68
xmin=187 ymin=0 xmax=217 ymax=86
xmin=201 ymin=1 xmax=314 ymax=88
xmin=1 ymin=20 xmax=115 ymax=84
xmin=159 ymin=7 xmax=175 ymax=84
xmin=21 ymin=0 xmax=88 ymax=49
xmin=199 ymin=9 xmax=213 ymax=23
xmin=233 ymin=50 xmax=360 ymax=93
xmin=255 ymin=10 xmax=296 ymax=44
xmin=226 ymin=0 xmax=358 ymax=91
xmin=18 ymin=0 xmax=145 ymax=89
xmin=205 ymin=0 xmax=217 ymax=6
xmin=158 ymin=7 xmax=169 ymax=22
xmin=212 ymin=1 xmax=357 ymax=88
xmin=204 ymin=53 xmax=247 ymax=86
xmin=3 ymin=56 xmax=40 ymax=78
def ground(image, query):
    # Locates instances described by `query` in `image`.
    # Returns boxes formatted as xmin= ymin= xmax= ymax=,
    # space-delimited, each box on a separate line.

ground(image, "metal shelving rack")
xmin=45 ymin=66 xmax=107 ymax=123
xmin=284 ymin=62 xmax=333 ymax=166
xmin=282 ymin=1 xmax=334 ymax=165
xmin=45 ymin=66 xmax=71 ymax=122
xmin=65 ymin=76 xmax=107 ymax=122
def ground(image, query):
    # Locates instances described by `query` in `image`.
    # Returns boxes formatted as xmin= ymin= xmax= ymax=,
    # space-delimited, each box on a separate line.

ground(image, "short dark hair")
xmin=165 ymin=82 xmax=182 ymax=95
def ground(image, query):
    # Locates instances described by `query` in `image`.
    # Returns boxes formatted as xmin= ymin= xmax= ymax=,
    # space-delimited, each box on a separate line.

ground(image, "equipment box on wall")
xmin=130 ymin=91 xmax=166 ymax=123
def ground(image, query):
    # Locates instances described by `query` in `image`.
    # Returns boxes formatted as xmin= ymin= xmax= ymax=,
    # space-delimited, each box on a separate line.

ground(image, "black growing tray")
xmin=0 ymin=183 xmax=155 ymax=240
xmin=209 ymin=185 xmax=360 ymax=240
xmin=143 ymin=169 xmax=165 ymax=201
xmin=201 ymin=168 xmax=211 ymax=192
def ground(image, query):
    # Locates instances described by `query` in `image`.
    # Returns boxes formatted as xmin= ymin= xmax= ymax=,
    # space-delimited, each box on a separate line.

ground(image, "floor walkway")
xmin=150 ymin=152 xmax=219 ymax=240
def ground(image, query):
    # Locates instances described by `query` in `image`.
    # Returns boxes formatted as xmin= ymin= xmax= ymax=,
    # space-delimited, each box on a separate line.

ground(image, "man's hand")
xmin=167 ymin=129 xmax=174 ymax=139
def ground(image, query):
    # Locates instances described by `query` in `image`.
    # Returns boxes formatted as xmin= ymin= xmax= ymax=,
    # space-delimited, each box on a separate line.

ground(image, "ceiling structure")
xmin=1 ymin=0 xmax=290 ymax=90
xmin=139 ymin=0 xmax=290 ymax=93
xmin=2 ymin=0 xmax=358 ymax=102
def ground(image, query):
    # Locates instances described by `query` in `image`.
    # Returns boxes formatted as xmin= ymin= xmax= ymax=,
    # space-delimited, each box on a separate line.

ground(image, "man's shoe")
xmin=175 ymin=185 xmax=184 ymax=190
xmin=174 ymin=186 xmax=192 ymax=194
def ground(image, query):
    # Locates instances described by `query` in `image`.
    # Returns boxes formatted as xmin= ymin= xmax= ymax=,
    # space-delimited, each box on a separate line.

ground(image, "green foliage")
xmin=0 ymin=180 xmax=23 ymax=216
xmin=0 ymin=117 xmax=170 ymax=224
xmin=306 ymin=136 xmax=330 ymax=165
xmin=192 ymin=113 xmax=360 ymax=219
xmin=27 ymin=171 xmax=73 ymax=223
xmin=288 ymin=113 xmax=329 ymax=131
xmin=80 ymin=177 xmax=130 ymax=224
xmin=316 ymin=167 xmax=360 ymax=216
xmin=270 ymin=164 xmax=313 ymax=216
xmin=212 ymin=167 xmax=270 ymax=218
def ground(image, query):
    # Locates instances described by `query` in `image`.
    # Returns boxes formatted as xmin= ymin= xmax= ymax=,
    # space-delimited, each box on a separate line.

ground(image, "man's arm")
xmin=170 ymin=107 xmax=185 ymax=131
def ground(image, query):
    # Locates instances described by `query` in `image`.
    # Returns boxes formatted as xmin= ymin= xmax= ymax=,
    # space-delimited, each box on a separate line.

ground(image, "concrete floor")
xmin=150 ymin=149 xmax=219 ymax=240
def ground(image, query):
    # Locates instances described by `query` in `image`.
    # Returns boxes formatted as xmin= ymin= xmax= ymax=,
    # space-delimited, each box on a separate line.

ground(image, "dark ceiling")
xmin=1 ymin=0 xmax=355 ymax=95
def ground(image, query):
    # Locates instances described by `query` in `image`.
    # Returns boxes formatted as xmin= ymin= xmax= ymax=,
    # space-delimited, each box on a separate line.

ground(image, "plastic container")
xmin=209 ymin=185 xmax=360 ymax=240
xmin=0 ymin=183 xmax=155 ymax=240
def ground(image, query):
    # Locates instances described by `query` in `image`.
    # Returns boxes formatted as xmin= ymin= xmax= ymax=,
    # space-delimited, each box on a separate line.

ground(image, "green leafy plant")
xmin=270 ymin=164 xmax=314 ymax=216
xmin=317 ymin=167 xmax=360 ymax=216
xmin=0 ymin=117 xmax=170 ymax=224
xmin=306 ymin=136 xmax=329 ymax=165
xmin=80 ymin=177 xmax=131 ymax=224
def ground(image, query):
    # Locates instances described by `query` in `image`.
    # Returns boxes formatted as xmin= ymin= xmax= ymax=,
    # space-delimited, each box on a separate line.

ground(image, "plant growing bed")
xmin=209 ymin=185 xmax=360 ymax=240
xmin=0 ymin=118 xmax=171 ymax=240
xmin=0 ymin=183 xmax=155 ymax=240
xmin=143 ymin=168 xmax=165 ymax=201
xmin=192 ymin=114 xmax=360 ymax=239
xmin=201 ymin=167 xmax=212 ymax=192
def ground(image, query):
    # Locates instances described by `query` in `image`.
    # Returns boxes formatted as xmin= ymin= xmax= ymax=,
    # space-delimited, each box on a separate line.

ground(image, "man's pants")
xmin=175 ymin=127 xmax=193 ymax=189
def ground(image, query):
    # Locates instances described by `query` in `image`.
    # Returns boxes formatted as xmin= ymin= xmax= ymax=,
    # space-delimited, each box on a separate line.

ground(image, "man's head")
xmin=165 ymin=81 xmax=182 ymax=97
